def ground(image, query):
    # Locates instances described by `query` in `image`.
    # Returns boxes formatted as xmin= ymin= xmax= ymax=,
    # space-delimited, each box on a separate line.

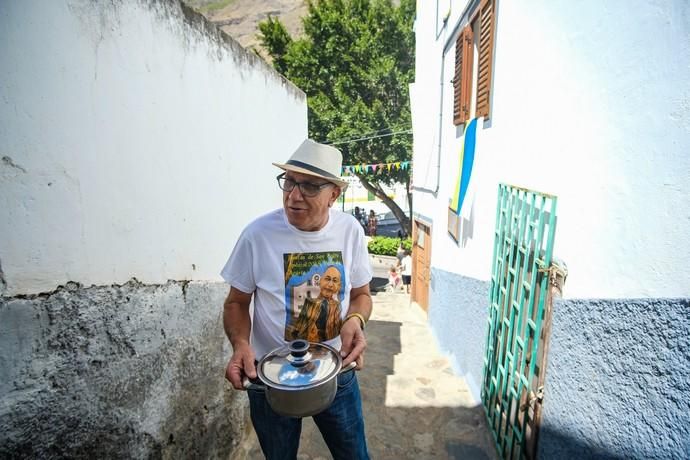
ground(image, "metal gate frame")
xmin=481 ymin=184 xmax=558 ymax=459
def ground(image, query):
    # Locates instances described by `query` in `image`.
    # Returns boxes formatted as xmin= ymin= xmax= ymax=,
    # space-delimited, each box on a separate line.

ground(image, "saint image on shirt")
xmin=283 ymin=252 xmax=345 ymax=343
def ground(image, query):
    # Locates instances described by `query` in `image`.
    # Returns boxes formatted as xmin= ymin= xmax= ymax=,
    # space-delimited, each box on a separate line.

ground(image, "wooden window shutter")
xmin=453 ymin=33 xmax=464 ymax=125
xmin=453 ymin=25 xmax=473 ymax=125
xmin=476 ymin=0 xmax=495 ymax=119
xmin=461 ymin=27 xmax=473 ymax=121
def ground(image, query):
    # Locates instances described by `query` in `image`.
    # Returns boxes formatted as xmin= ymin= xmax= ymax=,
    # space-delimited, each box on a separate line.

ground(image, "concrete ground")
xmin=237 ymin=259 xmax=498 ymax=459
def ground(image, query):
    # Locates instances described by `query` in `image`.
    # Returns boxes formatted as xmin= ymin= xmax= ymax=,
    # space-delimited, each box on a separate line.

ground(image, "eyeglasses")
xmin=277 ymin=173 xmax=334 ymax=197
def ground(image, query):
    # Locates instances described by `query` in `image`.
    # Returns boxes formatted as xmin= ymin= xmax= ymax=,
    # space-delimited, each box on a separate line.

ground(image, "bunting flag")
xmin=341 ymin=161 xmax=411 ymax=176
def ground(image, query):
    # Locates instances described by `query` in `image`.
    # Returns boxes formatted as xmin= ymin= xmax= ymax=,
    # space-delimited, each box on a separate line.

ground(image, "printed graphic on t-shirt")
xmin=283 ymin=251 xmax=345 ymax=343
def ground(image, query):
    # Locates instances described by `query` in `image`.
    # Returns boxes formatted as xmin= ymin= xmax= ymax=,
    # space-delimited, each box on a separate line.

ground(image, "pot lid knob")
xmin=288 ymin=339 xmax=309 ymax=357
xmin=287 ymin=339 xmax=312 ymax=366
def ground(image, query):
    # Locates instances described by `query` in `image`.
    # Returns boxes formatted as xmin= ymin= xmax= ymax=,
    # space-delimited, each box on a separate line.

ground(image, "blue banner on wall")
xmin=450 ymin=118 xmax=477 ymax=215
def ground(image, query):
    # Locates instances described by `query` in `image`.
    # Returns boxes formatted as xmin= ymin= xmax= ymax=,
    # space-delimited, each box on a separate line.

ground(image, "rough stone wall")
xmin=538 ymin=298 xmax=690 ymax=459
xmin=0 ymin=281 xmax=246 ymax=459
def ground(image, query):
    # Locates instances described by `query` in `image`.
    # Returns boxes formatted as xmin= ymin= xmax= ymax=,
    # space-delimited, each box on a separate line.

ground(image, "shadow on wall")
xmin=537 ymin=427 xmax=627 ymax=460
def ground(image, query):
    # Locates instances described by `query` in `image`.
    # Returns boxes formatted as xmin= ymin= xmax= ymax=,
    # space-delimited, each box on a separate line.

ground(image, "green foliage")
xmin=258 ymin=0 xmax=416 ymax=188
xmin=258 ymin=16 xmax=292 ymax=74
xmin=367 ymin=236 xmax=412 ymax=256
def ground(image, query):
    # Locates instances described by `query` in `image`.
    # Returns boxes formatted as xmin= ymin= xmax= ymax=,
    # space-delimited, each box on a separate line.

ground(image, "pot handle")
xmin=339 ymin=361 xmax=357 ymax=374
xmin=242 ymin=376 xmax=265 ymax=391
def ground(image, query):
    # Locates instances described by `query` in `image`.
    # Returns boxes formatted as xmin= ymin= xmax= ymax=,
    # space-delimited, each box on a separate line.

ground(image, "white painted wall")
xmin=0 ymin=0 xmax=307 ymax=296
xmin=412 ymin=0 xmax=690 ymax=298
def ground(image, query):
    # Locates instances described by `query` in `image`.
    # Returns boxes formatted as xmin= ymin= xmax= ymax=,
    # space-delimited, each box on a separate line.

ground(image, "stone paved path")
xmin=241 ymin=290 xmax=498 ymax=459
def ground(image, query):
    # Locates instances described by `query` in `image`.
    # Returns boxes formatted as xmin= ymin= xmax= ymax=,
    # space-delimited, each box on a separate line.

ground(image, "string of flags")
xmin=341 ymin=161 xmax=411 ymax=176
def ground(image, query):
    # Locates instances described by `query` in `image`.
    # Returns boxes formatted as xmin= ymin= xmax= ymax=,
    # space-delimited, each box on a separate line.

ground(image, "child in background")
xmin=388 ymin=265 xmax=402 ymax=292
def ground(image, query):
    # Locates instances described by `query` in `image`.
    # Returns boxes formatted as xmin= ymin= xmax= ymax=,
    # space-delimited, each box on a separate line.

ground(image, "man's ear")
xmin=328 ymin=186 xmax=342 ymax=207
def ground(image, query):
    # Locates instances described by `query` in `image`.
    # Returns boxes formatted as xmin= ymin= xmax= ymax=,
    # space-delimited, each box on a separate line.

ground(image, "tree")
xmin=259 ymin=0 xmax=415 ymax=235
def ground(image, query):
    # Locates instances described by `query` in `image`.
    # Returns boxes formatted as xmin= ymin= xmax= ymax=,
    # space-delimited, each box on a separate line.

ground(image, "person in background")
xmin=387 ymin=265 xmax=402 ymax=292
xmin=221 ymin=138 xmax=373 ymax=459
xmin=400 ymin=249 xmax=412 ymax=294
xmin=367 ymin=209 xmax=377 ymax=237
xmin=355 ymin=206 xmax=367 ymax=233
xmin=359 ymin=209 xmax=369 ymax=231
xmin=396 ymin=241 xmax=405 ymax=266
xmin=354 ymin=206 xmax=362 ymax=223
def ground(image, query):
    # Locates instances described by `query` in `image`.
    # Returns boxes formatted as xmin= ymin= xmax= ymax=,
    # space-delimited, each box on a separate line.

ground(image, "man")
xmin=400 ymin=249 xmax=412 ymax=294
xmin=354 ymin=206 xmax=362 ymax=223
xmin=221 ymin=138 xmax=373 ymax=460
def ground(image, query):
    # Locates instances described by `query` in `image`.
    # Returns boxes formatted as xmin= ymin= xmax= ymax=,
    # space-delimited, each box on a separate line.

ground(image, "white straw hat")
xmin=273 ymin=139 xmax=349 ymax=190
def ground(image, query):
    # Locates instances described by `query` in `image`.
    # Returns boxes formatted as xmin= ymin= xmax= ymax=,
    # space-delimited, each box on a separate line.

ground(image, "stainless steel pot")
xmin=243 ymin=339 xmax=357 ymax=417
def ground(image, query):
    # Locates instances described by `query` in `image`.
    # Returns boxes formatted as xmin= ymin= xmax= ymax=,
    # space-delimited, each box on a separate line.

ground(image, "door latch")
xmin=519 ymin=385 xmax=544 ymax=412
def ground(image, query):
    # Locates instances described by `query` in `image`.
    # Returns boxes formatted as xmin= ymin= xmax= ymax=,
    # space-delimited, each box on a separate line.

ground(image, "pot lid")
xmin=258 ymin=340 xmax=341 ymax=389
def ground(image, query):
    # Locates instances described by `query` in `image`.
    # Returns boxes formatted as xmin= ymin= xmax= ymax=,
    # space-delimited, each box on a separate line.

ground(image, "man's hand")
xmin=340 ymin=317 xmax=367 ymax=370
xmin=223 ymin=287 xmax=255 ymax=390
xmin=226 ymin=341 xmax=257 ymax=390
xmin=341 ymin=283 xmax=372 ymax=370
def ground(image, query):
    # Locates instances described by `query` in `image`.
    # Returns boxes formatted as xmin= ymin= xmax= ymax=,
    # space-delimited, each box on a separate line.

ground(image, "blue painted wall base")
xmin=538 ymin=298 xmax=690 ymax=460
xmin=428 ymin=268 xmax=490 ymax=403
xmin=428 ymin=268 xmax=690 ymax=459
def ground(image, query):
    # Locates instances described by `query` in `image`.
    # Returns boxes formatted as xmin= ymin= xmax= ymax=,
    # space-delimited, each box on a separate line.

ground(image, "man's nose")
xmin=287 ymin=185 xmax=304 ymax=200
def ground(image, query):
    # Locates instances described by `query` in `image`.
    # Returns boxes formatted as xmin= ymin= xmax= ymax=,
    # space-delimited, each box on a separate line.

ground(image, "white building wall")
xmin=412 ymin=0 xmax=690 ymax=299
xmin=0 ymin=0 xmax=307 ymax=296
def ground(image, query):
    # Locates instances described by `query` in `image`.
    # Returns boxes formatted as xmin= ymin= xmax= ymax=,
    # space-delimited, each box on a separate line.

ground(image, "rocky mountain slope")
xmin=184 ymin=0 xmax=307 ymax=57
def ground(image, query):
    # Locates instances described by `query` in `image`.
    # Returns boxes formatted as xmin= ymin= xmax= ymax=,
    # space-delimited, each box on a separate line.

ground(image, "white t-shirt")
xmin=221 ymin=208 xmax=373 ymax=359
xmin=401 ymin=255 xmax=412 ymax=277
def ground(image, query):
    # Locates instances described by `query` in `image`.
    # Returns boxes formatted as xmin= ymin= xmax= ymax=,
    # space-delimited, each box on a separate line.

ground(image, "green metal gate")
xmin=482 ymin=184 xmax=558 ymax=459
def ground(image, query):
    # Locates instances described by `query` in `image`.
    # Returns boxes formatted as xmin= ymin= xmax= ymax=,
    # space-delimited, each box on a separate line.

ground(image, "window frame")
xmin=452 ymin=0 xmax=496 ymax=126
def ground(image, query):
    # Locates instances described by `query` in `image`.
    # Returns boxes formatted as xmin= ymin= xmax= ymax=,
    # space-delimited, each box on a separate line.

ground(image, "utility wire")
xmin=327 ymin=126 xmax=409 ymax=140
xmin=324 ymin=129 xmax=413 ymax=146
